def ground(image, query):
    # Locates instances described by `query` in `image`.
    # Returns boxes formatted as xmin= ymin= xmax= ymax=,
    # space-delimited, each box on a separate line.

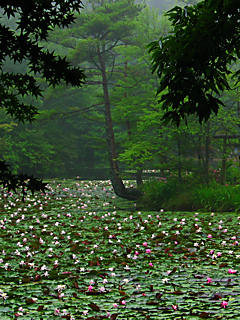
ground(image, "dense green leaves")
xmin=148 ymin=0 xmax=240 ymax=125
xmin=1 ymin=0 xmax=240 ymax=201
xmin=0 ymin=0 xmax=86 ymax=122
xmin=1 ymin=179 xmax=240 ymax=318
xmin=0 ymin=160 xmax=48 ymax=200
xmin=0 ymin=1 xmax=87 ymax=195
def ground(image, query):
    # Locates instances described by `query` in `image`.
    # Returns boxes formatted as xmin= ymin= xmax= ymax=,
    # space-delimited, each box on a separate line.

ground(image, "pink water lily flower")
xmin=206 ymin=277 xmax=213 ymax=284
xmin=172 ymin=305 xmax=178 ymax=311
xmin=221 ymin=301 xmax=228 ymax=308
xmin=54 ymin=309 xmax=60 ymax=315
xmin=228 ymin=268 xmax=237 ymax=274
xmin=146 ymin=249 xmax=151 ymax=254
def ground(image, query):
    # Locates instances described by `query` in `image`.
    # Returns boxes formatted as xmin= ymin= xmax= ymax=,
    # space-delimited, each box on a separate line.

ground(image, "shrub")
xmin=138 ymin=179 xmax=175 ymax=210
xmin=193 ymin=183 xmax=240 ymax=212
xmin=138 ymin=177 xmax=196 ymax=211
xmin=138 ymin=178 xmax=240 ymax=212
xmin=226 ymin=165 xmax=240 ymax=185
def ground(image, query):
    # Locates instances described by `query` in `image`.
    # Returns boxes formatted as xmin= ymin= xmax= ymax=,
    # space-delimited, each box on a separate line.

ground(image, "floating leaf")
xmin=88 ymin=302 xmax=100 ymax=311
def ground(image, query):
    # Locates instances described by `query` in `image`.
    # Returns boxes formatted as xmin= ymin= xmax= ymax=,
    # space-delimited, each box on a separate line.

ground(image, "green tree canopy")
xmin=148 ymin=0 xmax=240 ymax=125
xmin=56 ymin=0 xmax=144 ymax=199
xmin=0 ymin=0 xmax=85 ymax=122
xmin=0 ymin=0 xmax=86 ymax=196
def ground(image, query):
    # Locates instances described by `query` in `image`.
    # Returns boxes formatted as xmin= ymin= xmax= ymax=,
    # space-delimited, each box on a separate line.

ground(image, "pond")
xmin=0 ymin=179 xmax=240 ymax=319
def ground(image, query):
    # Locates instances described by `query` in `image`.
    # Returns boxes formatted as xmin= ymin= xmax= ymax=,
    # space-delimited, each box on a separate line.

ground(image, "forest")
xmin=1 ymin=0 xmax=240 ymax=319
xmin=1 ymin=0 xmax=239 ymax=184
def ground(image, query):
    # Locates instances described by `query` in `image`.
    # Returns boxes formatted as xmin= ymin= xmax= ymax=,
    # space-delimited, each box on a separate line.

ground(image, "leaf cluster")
xmin=0 ymin=160 xmax=48 ymax=200
xmin=0 ymin=0 xmax=86 ymax=122
xmin=70 ymin=0 xmax=143 ymax=61
xmin=148 ymin=0 xmax=240 ymax=125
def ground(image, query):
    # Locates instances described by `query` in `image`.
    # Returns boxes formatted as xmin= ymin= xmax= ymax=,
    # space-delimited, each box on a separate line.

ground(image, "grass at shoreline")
xmin=139 ymin=179 xmax=240 ymax=212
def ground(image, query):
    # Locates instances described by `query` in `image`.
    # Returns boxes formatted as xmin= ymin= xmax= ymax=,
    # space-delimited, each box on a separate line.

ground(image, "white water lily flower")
xmin=162 ymin=278 xmax=169 ymax=284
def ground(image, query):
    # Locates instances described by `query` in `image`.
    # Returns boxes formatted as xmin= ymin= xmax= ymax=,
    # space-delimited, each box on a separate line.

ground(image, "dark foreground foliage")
xmin=148 ymin=0 xmax=240 ymax=125
xmin=0 ymin=0 xmax=85 ymax=122
xmin=0 ymin=1 xmax=86 ymax=195
xmin=0 ymin=160 xmax=48 ymax=201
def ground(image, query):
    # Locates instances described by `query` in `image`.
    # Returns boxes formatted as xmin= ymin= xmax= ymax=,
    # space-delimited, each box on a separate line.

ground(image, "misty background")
xmin=1 ymin=0 xmax=239 ymax=185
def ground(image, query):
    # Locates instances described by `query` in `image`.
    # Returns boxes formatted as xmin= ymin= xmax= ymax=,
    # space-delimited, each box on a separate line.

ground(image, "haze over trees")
xmin=0 ymin=0 xmax=85 ymax=195
xmin=0 ymin=0 xmax=240 ymax=199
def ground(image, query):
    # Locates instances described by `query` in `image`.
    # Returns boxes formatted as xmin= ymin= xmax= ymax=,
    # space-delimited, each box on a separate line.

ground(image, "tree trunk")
xmin=136 ymin=168 xmax=143 ymax=187
xmin=125 ymin=120 xmax=143 ymax=186
xmin=204 ymin=121 xmax=210 ymax=184
xmin=221 ymin=136 xmax=227 ymax=185
xmin=97 ymin=48 xmax=141 ymax=200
